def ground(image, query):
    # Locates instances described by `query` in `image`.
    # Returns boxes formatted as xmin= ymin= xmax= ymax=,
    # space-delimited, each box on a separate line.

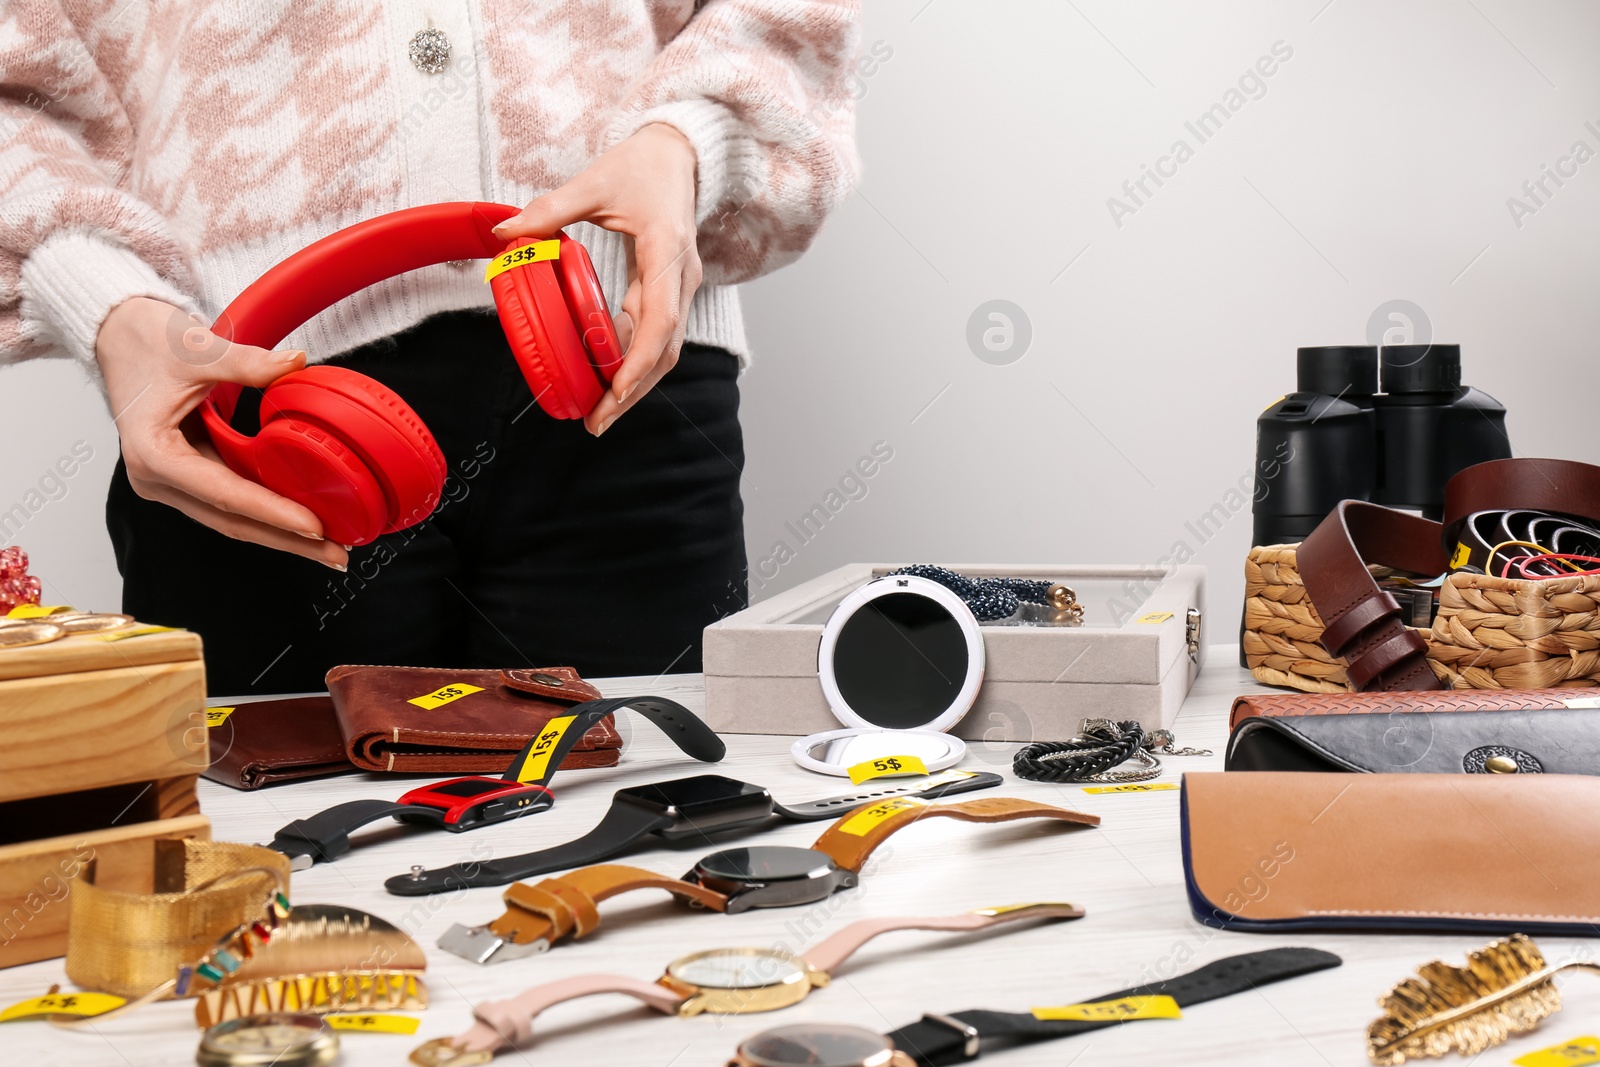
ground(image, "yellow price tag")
xmin=1515 ymin=1036 xmax=1600 ymax=1067
xmin=1136 ymin=612 xmax=1174 ymax=624
xmin=836 ymin=796 xmax=927 ymax=836
xmin=407 ymin=683 xmax=485 ymax=710
xmin=0 ymin=991 xmax=125 ymax=1022
xmin=847 ymin=754 xmax=929 ymax=785
xmin=89 ymin=625 xmax=175 ymax=642
xmin=1450 ymin=541 xmax=1472 ymax=569
xmin=1081 ymin=782 xmax=1179 ymax=795
xmin=6 ymin=604 xmax=71 ymax=619
xmin=483 ymin=239 xmax=561 ymax=283
xmin=1032 ymin=994 xmax=1181 ymax=1022
xmin=326 ymin=1013 xmax=421 ymax=1035
xmin=205 ymin=707 xmax=236 ymax=728
xmin=513 ymin=714 xmax=579 ymax=783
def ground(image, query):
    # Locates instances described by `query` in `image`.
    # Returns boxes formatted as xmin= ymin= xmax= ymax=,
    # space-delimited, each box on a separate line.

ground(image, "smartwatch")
xmin=267 ymin=696 xmax=723 ymax=868
xmin=386 ymin=769 xmax=1004 ymax=895
xmin=439 ymin=795 xmax=1100 ymax=964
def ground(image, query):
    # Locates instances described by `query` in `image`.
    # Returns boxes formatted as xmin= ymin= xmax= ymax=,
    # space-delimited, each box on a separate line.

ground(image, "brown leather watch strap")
xmin=809 ymin=796 xmax=1099 ymax=873
xmin=487 ymin=863 xmax=728 ymax=947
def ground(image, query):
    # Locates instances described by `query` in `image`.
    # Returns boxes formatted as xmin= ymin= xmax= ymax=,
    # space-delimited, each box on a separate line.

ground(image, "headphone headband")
xmin=203 ymin=202 xmax=518 ymax=427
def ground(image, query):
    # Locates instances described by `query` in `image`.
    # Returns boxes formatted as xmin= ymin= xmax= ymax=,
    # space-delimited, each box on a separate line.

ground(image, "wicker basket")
xmin=1242 ymin=543 xmax=1600 ymax=693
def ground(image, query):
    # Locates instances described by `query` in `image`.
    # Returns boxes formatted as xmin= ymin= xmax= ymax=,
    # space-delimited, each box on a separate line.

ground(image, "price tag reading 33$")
xmin=836 ymin=796 xmax=928 ymax=836
xmin=483 ymin=239 xmax=561 ymax=283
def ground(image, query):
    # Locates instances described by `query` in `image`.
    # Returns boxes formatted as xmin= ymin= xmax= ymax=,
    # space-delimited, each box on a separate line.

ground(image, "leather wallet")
xmin=1181 ymin=771 xmax=1600 ymax=934
xmin=1227 ymin=709 xmax=1600 ymax=775
xmin=1228 ymin=687 xmax=1600 ymax=731
xmin=203 ymin=696 xmax=358 ymax=790
xmin=326 ymin=664 xmax=620 ymax=774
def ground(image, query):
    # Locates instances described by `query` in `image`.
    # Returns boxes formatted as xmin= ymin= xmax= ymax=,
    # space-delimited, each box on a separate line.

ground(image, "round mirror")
xmin=817 ymin=574 xmax=984 ymax=733
xmin=790 ymin=728 xmax=967 ymax=777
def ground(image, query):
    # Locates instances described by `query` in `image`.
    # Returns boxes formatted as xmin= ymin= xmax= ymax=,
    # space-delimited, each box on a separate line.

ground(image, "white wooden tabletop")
xmin=5 ymin=650 xmax=1597 ymax=1067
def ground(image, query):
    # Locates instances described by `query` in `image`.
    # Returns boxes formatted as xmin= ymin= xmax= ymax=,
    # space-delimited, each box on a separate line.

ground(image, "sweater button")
xmin=408 ymin=27 xmax=452 ymax=74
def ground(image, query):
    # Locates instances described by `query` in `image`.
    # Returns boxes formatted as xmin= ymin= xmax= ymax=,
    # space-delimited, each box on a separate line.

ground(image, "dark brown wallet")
xmin=203 ymin=696 xmax=358 ymax=790
xmin=1228 ymin=687 xmax=1600 ymax=731
xmin=325 ymin=664 xmax=620 ymax=774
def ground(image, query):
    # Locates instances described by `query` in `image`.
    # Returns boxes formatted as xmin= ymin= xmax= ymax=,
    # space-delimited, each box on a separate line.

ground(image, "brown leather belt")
xmin=1296 ymin=458 xmax=1600 ymax=692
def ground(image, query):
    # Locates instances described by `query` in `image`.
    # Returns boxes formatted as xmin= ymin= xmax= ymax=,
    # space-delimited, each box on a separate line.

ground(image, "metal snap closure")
xmin=408 ymin=27 xmax=452 ymax=74
xmin=1463 ymin=746 xmax=1542 ymax=774
xmin=525 ymin=672 xmax=564 ymax=687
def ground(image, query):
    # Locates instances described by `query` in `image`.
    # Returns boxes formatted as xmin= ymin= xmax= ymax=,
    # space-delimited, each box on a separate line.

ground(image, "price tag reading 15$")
xmin=847 ymin=755 xmax=930 ymax=785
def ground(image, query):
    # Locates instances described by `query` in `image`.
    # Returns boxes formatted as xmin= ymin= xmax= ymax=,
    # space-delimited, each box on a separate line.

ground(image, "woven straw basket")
xmin=1242 ymin=543 xmax=1600 ymax=693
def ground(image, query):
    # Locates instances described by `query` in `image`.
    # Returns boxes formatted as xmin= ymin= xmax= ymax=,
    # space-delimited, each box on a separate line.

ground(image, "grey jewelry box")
xmin=702 ymin=563 xmax=1206 ymax=741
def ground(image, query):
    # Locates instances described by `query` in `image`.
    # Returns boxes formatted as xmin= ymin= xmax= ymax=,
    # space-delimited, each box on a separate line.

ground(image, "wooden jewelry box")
xmin=0 ymin=626 xmax=210 ymax=968
xmin=703 ymin=563 xmax=1206 ymax=741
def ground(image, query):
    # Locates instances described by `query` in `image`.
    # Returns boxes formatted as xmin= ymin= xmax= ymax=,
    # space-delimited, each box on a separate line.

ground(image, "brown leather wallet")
xmin=1182 ymin=771 xmax=1600 ymax=934
xmin=1297 ymin=458 xmax=1600 ymax=692
xmin=203 ymin=696 xmax=357 ymax=790
xmin=326 ymin=664 xmax=620 ymax=774
xmin=1227 ymin=687 xmax=1600 ymax=731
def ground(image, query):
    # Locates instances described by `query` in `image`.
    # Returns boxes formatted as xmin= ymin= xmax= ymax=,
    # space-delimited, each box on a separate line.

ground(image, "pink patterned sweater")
xmin=0 ymin=0 xmax=860 ymax=377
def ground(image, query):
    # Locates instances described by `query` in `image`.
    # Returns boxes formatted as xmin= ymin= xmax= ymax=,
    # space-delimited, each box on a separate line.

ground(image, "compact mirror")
xmin=796 ymin=574 xmax=984 ymax=776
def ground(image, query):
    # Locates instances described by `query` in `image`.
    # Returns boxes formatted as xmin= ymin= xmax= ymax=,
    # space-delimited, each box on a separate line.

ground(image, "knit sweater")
xmin=0 ymin=0 xmax=860 ymax=378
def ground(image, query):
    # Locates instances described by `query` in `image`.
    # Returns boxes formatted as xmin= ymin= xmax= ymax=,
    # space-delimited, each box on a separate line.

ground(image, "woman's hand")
xmin=492 ymin=122 xmax=701 ymax=436
xmin=95 ymin=296 xmax=349 ymax=569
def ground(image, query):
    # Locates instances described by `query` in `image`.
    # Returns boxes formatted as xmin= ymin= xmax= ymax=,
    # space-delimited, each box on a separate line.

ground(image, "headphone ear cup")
xmin=492 ymin=239 xmax=605 ymax=420
xmin=552 ymin=235 xmax=622 ymax=382
xmin=260 ymin=366 xmax=447 ymax=537
xmin=252 ymin=418 xmax=389 ymax=547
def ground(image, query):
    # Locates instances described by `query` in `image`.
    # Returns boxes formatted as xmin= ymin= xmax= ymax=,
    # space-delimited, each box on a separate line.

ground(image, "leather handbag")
xmin=1181 ymin=771 xmax=1600 ymax=934
xmin=203 ymin=696 xmax=358 ymax=790
xmin=1295 ymin=457 xmax=1600 ymax=693
xmin=1226 ymin=708 xmax=1600 ymax=774
xmin=325 ymin=664 xmax=620 ymax=774
xmin=1227 ymin=687 xmax=1600 ymax=731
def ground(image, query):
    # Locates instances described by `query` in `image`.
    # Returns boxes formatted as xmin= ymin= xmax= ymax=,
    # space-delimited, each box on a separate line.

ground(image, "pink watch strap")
xmin=800 ymin=902 xmax=1084 ymax=974
xmin=447 ymin=973 xmax=684 ymax=1054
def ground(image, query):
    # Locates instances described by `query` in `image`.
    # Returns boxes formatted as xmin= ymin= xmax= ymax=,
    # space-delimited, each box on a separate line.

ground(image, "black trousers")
xmin=109 ymin=310 xmax=747 ymax=696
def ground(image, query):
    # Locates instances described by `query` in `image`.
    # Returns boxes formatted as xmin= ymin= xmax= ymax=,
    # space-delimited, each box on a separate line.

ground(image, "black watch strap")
xmin=773 ymin=770 xmax=1004 ymax=821
xmin=503 ymin=695 xmax=724 ymax=787
xmin=269 ymin=800 xmax=435 ymax=867
xmin=383 ymin=799 xmax=675 ymax=895
xmin=884 ymin=947 xmax=1342 ymax=1066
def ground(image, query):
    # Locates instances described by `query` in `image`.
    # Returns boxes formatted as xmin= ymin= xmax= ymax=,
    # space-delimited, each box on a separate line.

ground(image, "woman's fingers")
xmin=492 ymin=173 xmax=607 ymax=241
xmin=134 ymin=478 xmax=349 ymax=568
xmin=135 ymin=424 xmax=328 ymax=540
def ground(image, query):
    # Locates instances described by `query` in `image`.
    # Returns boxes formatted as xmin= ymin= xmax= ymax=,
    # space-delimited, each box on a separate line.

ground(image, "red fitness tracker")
xmin=199 ymin=202 xmax=624 ymax=546
xmin=393 ymin=777 xmax=555 ymax=829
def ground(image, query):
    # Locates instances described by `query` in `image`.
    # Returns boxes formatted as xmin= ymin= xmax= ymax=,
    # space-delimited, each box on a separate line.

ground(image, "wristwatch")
xmin=267 ymin=695 xmax=723 ymax=868
xmin=409 ymin=903 xmax=1083 ymax=1066
xmin=726 ymin=947 xmax=1343 ymax=1067
xmin=195 ymin=1013 xmax=339 ymax=1067
xmin=386 ymin=768 xmax=1004 ymax=895
xmin=439 ymin=795 xmax=1099 ymax=964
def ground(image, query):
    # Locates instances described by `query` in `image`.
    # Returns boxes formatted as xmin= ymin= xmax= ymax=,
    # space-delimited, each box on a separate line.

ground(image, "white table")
xmin=4 ymin=650 xmax=1596 ymax=1066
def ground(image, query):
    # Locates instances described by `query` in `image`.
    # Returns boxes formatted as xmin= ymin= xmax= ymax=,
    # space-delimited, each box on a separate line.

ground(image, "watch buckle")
xmin=258 ymin=844 xmax=314 ymax=873
xmin=409 ymin=1038 xmax=495 ymax=1067
xmin=921 ymin=1013 xmax=980 ymax=1059
xmin=436 ymin=922 xmax=550 ymax=965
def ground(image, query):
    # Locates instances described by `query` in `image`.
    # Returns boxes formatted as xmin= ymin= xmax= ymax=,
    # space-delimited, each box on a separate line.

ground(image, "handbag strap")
xmin=1297 ymin=458 xmax=1600 ymax=692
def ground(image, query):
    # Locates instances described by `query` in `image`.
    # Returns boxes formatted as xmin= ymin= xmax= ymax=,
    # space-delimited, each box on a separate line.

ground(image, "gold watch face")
xmin=668 ymin=947 xmax=807 ymax=990
xmin=738 ymin=1022 xmax=896 ymax=1067
xmin=198 ymin=1013 xmax=339 ymax=1067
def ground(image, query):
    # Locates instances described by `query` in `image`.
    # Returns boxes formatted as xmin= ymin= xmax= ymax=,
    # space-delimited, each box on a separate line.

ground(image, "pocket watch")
xmin=196 ymin=1012 xmax=339 ymax=1067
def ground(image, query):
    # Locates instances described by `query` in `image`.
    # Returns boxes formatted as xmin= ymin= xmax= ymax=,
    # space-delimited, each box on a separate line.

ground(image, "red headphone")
xmin=200 ymin=202 xmax=622 ymax=547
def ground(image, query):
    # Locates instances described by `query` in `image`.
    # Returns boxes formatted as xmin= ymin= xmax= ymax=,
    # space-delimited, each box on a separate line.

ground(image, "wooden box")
xmin=0 ymin=627 xmax=210 ymax=968
xmin=703 ymin=564 xmax=1206 ymax=740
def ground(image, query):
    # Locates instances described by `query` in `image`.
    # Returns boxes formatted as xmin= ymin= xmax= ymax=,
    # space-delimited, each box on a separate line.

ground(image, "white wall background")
xmin=4 ymin=0 xmax=1599 ymax=637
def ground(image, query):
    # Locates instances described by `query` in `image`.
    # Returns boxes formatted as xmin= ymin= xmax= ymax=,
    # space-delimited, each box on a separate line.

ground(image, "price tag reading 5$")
xmin=204 ymin=707 xmax=236 ymax=728
xmin=1031 ymin=994 xmax=1181 ymax=1023
xmin=326 ymin=1013 xmax=420 ymax=1035
xmin=407 ymin=683 xmax=484 ymax=710
xmin=1515 ymin=1036 xmax=1600 ymax=1067
xmin=847 ymin=754 xmax=929 ymax=785
xmin=0 ymin=992 xmax=125 ymax=1023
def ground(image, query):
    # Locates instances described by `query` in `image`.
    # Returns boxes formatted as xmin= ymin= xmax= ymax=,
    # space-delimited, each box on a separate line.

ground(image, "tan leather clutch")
xmin=326 ymin=664 xmax=620 ymax=774
xmin=1181 ymin=772 xmax=1600 ymax=934
xmin=1227 ymin=687 xmax=1599 ymax=731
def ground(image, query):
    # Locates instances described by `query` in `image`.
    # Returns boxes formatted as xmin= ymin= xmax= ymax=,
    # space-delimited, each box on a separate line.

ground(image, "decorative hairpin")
xmin=1367 ymin=935 xmax=1600 ymax=1064
xmin=192 ymin=904 xmax=429 ymax=1027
